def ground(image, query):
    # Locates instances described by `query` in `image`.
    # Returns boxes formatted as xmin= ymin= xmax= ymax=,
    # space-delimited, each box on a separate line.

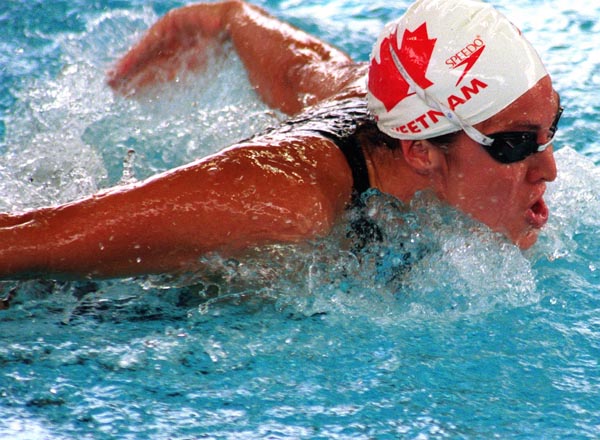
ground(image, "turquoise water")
xmin=1 ymin=0 xmax=599 ymax=438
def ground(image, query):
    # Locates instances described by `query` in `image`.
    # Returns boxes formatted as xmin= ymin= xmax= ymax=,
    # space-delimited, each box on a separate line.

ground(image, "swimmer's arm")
xmin=0 ymin=137 xmax=352 ymax=280
xmin=108 ymin=0 xmax=364 ymax=114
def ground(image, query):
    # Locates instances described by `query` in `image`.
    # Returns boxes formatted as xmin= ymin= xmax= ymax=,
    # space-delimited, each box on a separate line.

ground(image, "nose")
xmin=526 ymin=145 xmax=557 ymax=183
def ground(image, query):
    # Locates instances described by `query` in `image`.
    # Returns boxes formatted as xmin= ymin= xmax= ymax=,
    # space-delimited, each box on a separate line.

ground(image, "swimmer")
xmin=0 ymin=0 xmax=561 ymax=280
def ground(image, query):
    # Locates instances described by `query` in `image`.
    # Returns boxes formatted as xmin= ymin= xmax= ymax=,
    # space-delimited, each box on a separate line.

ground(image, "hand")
xmin=107 ymin=2 xmax=237 ymax=95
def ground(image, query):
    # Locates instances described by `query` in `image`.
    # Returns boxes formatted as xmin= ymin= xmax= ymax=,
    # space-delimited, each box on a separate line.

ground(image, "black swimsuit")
xmin=262 ymin=96 xmax=374 ymax=198
xmin=260 ymin=97 xmax=414 ymax=282
xmin=260 ymin=97 xmax=388 ymax=251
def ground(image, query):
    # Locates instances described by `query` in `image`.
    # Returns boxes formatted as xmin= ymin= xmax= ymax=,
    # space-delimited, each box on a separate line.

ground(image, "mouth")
xmin=526 ymin=196 xmax=549 ymax=229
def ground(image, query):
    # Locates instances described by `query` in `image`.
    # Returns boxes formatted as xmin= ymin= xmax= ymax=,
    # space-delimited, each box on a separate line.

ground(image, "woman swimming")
xmin=0 ymin=0 xmax=561 ymax=280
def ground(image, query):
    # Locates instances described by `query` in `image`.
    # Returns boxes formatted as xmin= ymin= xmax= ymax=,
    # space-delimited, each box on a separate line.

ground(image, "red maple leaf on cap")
xmin=369 ymin=23 xmax=437 ymax=112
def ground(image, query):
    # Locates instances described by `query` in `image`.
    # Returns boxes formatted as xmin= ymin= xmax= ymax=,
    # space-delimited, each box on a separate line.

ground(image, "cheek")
xmin=479 ymin=174 xmax=519 ymax=205
xmin=438 ymin=145 xmax=528 ymax=225
xmin=448 ymin=166 xmax=523 ymax=223
xmin=452 ymin=165 xmax=508 ymax=201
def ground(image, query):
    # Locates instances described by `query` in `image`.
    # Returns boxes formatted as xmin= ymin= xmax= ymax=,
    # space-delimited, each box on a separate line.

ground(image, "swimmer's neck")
xmin=362 ymin=142 xmax=434 ymax=203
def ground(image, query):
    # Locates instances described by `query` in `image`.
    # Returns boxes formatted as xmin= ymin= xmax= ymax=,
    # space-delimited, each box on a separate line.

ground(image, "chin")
xmin=514 ymin=229 xmax=540 ymax=250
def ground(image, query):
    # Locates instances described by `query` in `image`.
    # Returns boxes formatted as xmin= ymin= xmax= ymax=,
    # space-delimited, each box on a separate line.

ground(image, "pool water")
xmin=1 ymin=0 xmax=599 ymax=438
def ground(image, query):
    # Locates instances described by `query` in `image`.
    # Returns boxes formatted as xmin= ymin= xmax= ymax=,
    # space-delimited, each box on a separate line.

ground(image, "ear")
xmin=399 ymin=139 xmax=445 ymax=174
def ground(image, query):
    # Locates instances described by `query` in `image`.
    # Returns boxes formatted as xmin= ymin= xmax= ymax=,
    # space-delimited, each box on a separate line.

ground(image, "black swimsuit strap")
xmin=334 ymin=132 xmax=371 ymax=198
xmin=264 ymin=97 xmax=375 ymax=197
xmin=255 ymin=97 xmax=388 ymax=253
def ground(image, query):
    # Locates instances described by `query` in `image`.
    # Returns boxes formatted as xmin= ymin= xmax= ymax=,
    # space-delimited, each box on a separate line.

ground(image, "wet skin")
xmin=0 ymin=1 xmax=560 ymax=282
xmin=431 ymin=75 xmax=559 ymax=249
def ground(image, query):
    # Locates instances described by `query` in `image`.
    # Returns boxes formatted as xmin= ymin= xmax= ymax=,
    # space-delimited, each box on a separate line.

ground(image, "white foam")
xmin=3 ymin=8 xmax=596 ymax=324
xmin=537 ymin=146 xmax=600 ymax=259
xmin=1 ymin=9 xmax=283 ymax=210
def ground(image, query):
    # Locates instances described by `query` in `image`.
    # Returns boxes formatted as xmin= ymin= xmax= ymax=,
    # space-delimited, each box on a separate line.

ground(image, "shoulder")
xmin=231 ymin=131 xmax=354 ymax=184
xmin=233 ymin=134 xmax=356 ymax=236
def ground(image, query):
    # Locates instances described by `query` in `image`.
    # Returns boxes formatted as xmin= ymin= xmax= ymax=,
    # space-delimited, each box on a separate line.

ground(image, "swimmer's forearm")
xmin=108 ymin=0 xmax=359 ymax=113
xmin=0 ymin=211 xmax=46 ymax=279
xmin=107 ymin=1 xmax=236 ymax=92
xmin=0 ymin=187 xmax=249 ymax=279
xmin=0 ymin=141 xmax=351 ymax=280
xmin=0 ymin=186 xmax=278 ymax=279
xmin=224 ymin=1 xmax=359 ymax=113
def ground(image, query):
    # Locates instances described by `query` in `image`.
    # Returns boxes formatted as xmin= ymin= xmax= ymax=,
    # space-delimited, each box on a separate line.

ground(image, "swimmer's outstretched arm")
xmin=108 ymin=0 xmax=365 ymax=114
xmin=0 ymin=137 xmax=352 ymax=280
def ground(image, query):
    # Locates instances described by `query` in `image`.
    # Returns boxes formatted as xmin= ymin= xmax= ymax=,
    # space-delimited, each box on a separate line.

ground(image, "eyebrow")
xmin=506 ymin=93 xmax=562 ymax=132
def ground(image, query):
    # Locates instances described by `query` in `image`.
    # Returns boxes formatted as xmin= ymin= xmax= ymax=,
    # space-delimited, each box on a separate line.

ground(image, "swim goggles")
xmin=389 ymin=48 xmax=563 ymax=164
xmin=477 ymin=105 xmax=563 ymax=164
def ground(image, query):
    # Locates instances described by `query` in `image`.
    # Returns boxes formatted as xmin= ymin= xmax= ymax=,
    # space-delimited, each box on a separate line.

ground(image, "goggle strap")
xmin=389 ymin=45 xmax=494 ymax=146
xmin=536 ymin=136 xmax=554 ymax=152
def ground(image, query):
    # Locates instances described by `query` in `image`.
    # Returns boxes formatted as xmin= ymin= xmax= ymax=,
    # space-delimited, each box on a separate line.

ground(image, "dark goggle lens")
xmin=482 ymin=132 xmax=542 ymax=164
xmin=481 ymin=106 xmax=564 ymax=164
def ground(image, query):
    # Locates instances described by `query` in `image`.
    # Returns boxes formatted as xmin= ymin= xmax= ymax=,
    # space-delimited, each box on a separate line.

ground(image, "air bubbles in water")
xmin=3 ymin=7 xmax=594 ymax=326
xmin=165 ymin=190 xmax=540 ymax=323
xmin=119 ymin=149 xmax=137 ymax=185
xmin=1 ymin=9 xmax=283 ymax=211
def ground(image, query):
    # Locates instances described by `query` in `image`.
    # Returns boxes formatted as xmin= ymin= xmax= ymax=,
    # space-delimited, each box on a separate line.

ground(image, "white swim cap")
xmin=367 ymin=0 xmax=548 ymax=140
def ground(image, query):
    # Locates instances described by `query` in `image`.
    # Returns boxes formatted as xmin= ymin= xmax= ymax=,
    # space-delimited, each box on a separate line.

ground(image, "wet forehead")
xmin=476 ymin=79 xmax=559 ymax=132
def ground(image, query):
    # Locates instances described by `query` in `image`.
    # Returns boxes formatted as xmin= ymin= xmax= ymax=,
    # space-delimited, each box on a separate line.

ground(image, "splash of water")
xmin=2 ymin=7 xmax=598 ymax=326
xmin=135 ymin=190 xmax=539 ymax=324
xmin=0 ymin=8 xmax=283 ymax=211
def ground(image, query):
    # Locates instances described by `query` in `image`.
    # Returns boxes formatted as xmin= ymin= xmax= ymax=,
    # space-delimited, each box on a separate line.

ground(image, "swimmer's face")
xmin=434 ymin=76 xmax=559 ymax=249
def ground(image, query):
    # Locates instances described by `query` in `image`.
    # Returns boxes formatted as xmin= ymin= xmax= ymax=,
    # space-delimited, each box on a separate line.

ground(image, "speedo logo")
xmin=445 ymin=37 xmax=486 ymax=85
